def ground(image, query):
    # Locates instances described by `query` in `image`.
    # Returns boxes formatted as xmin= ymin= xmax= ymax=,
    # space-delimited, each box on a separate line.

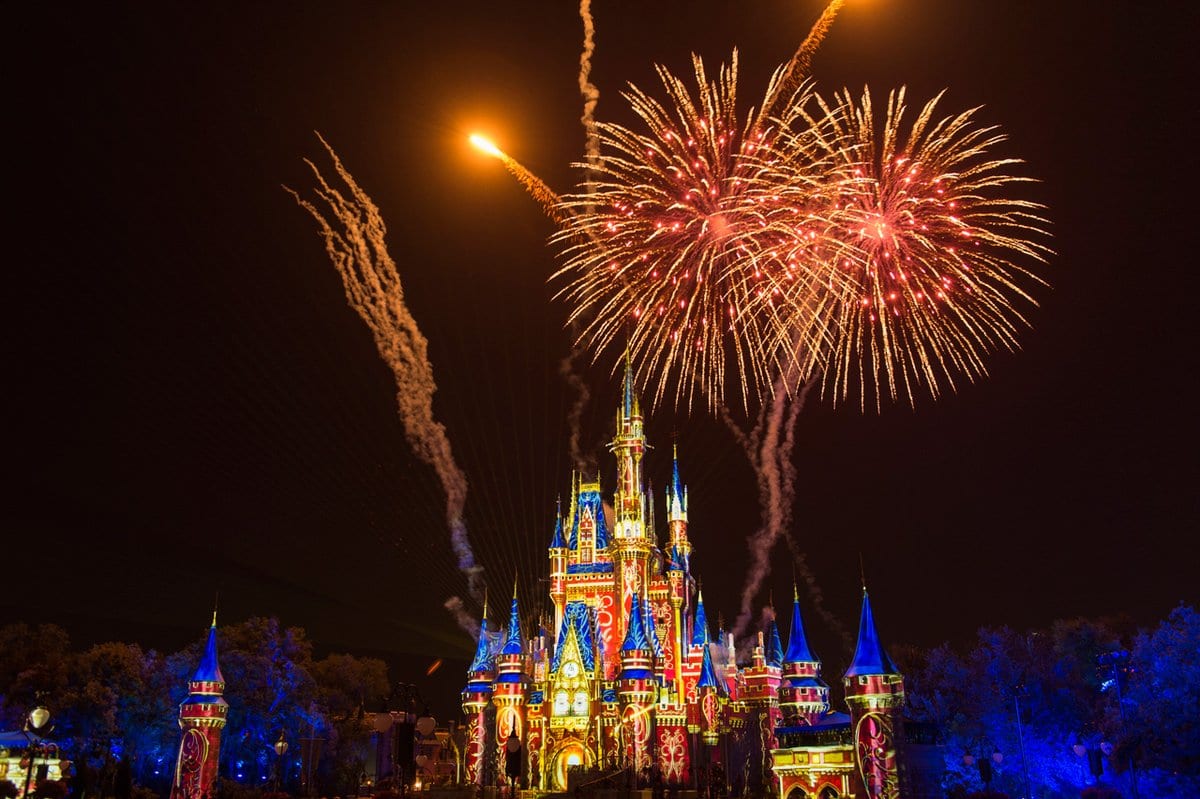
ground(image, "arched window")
xmin=785 ymin=788 xmax=809 ymax=799
xmin=819 ymin=787 xmax=839 ymax=799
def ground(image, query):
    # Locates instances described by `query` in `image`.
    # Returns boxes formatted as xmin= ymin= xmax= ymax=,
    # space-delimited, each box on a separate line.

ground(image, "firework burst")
xmin=776 ymin=87 xmax=1053 ymax=408
xmin=551 ymin=53 xmax=851 ymax=411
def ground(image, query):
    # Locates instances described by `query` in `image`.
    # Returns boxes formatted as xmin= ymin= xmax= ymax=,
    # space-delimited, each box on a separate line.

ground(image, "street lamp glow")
xmin=469 ymin=134 xmax=504 ymax=159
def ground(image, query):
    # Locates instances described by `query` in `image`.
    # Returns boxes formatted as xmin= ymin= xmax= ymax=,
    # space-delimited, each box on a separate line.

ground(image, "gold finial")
xmin=212 ymin=592 xmax=219 ymax=628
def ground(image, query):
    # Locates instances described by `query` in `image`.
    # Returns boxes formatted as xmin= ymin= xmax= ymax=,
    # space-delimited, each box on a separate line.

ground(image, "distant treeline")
xmin=2 ymin=607 xmax=1197 ymax=798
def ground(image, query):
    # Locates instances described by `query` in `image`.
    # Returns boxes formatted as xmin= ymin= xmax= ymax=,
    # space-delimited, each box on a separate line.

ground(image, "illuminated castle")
xmin=462 ymin=368 xmax=928 ymax=799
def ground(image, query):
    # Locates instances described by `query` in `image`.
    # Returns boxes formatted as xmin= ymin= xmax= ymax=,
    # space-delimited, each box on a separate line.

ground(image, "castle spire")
xmin=765 ymin=617 xmax=784 ymax=669
xmin=193 ymin=614 xmax=224 ymax=684
xmin=622 ymin=349 xmax=638 ymax=420
xmin=691 ymin=589 xmax=710 ymax=647
xmin=784 ymin=583 xmax=817 ymax=664
xmin=697 ymin=635 xmax=721 ymax=690
xmin=500 ymin=583 xmax=524 ymax=656
xmin=469 ymin=600 xmax=494 ymax=672
xmin=550 ymin=496 xmax=566 ymax=548
xmin=845 ymin=588 xmax=899 ymax=677
xmin=622 ymin=592 xmax=650 ymax=652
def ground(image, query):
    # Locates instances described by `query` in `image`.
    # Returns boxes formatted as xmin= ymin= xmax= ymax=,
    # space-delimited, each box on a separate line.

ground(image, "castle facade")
xmin=462 ymin=370 xmax=921 ymax=799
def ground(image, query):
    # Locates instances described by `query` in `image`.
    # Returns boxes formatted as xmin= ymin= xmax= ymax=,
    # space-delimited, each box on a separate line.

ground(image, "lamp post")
xmin=22 ymin=705 xmax=52 ymax=799
xmin=274 ymin=731 xmax=289 ymax=791
xmin=961 ymin=739 xmax=1003 ymax=793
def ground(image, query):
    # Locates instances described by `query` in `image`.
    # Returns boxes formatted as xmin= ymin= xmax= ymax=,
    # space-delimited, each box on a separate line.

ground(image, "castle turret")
xmin=619 ymin=592 xmax=656 ymax=770
xmin=493 ymin=588 xmax=530 ymax=783
xmin=462 ymin=599 xmax=496 ymax=786
xmin=779 ymin=587 xmax=829 ymax=726
xmin=843 ymin=590 xmax=904 ymax=799
xmin=170 ymin=614 xmax=227 ymax=799
xmin=666 ymin=446 xmax=691 ymax=559
xmin=696 ymin=635 xmax=724 ymax=748
xmin=742 ymin=615 xmax=784 ymax=798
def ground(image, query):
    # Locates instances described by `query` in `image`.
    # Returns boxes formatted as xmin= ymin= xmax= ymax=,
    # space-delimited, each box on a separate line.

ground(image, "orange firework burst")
xmin=775 ymin=87 xmax=1053 ymax=408
xmin=551 ymin=53 xmax=852 ymax=410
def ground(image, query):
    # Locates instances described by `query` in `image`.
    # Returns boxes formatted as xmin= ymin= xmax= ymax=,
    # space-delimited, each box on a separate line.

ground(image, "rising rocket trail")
xmin=288 ymin=133 xmax=485 ymax=617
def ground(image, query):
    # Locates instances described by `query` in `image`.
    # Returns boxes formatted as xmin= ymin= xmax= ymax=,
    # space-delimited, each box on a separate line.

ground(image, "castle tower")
xmin=618 ymin=592 xmax=656 ymax=770
xmin=665 ymin=448 xmax=691 ymax=704
xmin=779 ymin=587 xmax=829 ymax=726
xmin=170 ymin=614 xmax=227 ymax=799
xmin=665 ymin=445 xmax=691 ymax=563
xmin=493 ymin=589 xmax=530 ymax=784
xmin=609 ymin=360 xmax=653 ymax=656
xmin=462 ymin=599 xmax=496 ymax=787
xmin=695 ymin=635 xmax=724 ymax=751
xmin=843 ymin=590 xmax=905 ymax=799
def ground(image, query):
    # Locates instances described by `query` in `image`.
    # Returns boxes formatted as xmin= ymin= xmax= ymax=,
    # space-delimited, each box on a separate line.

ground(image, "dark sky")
xmin=7 ymin=1 xmax=1198 ymax=718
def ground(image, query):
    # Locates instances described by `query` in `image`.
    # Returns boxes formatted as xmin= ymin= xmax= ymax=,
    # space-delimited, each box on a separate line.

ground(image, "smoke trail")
xmin=724 ymin=375 xmax=814 ymax=641
xmin=552 ymin=0 xmax=604 ymax=475
xmin=560 ymin=349 xmax=596 ymax=473
xmin=578 ymin=0 xmax=601 ymax=172
xmin=759 ymin=0 xmax=846 ymax=122
xmin=781 ymin=528 xmax=850 ymax=647
xmin=444 ymin=596 xmax=480 ymax=638
xmin=287 ymin=133 xmax=485 ymax=604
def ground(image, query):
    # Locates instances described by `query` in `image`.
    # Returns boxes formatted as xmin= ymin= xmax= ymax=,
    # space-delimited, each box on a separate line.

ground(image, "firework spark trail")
xmin=470 ymin=134 xmax=565 ymax=224
xmin=288 ymin=134 xmax=485 ymax=618
xmin=759 ymin=0 xmax=846 ymax=125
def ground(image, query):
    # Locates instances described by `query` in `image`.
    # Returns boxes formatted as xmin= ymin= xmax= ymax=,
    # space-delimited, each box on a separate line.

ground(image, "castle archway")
xmin=550 ymin=739 xmax=592 ymax=790
xmin=785 ymin=788 xmax=809 ymax=799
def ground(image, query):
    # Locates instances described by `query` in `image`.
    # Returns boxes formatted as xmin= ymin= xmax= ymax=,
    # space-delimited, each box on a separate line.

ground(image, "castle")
xmin=461 ymin=368 xmax=928 ymax=799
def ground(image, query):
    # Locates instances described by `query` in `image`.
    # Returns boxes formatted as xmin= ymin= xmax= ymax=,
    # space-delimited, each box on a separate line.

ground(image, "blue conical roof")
xmin=469 ymin=608 xmax=494 ymax=672
xmin=192 ymin=619 xmax=223 ymax=683
xmin=766 ymin=619 xmax=784 ymax=668
xmin=691 ymin=592 xmax=710 ymax=647
xmin=669 ymin=446 xmax=686 ymax=511
xmin=784 ymin=593 xmax=818 ymax=664
xmin=697 ymin=640 xmax=721 ymax=689
xmin=622 ymin=593 xmax=650 ymax=652
xmin=845 ymin=590 xmax=899 ymax=677
xmin=549 ymin=505 xmax=566 ymax=549
xmin=500 ymin=595 xmax=524 ymax=656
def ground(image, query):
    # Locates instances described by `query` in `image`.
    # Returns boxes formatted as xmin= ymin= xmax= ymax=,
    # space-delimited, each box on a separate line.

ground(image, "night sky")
xmin=8 ymin=1 xmax=1197 ymax=718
